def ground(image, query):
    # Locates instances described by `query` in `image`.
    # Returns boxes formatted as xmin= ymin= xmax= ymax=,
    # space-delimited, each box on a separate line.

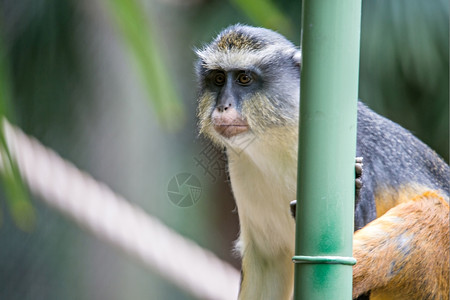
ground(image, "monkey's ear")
xmin=293 ymin=50 xmax=302 ymax=67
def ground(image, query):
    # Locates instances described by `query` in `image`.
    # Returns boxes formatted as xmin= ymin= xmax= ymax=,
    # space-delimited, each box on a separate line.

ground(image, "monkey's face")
xmin=200 ymin=69 xmax=258 ymax=139
xmin=196 ymin=25 xmax=301 ymax=149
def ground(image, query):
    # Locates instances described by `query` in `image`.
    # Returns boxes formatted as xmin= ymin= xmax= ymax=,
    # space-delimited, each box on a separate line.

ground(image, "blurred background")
xmin=0 ymin=0 xmax=448 ymax=299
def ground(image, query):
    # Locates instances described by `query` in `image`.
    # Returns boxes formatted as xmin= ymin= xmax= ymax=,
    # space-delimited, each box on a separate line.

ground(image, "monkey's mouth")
xmin=213 ymin=124 xmax=249 ymax=138
xmin=211 ymin=107 xmax=249 ymax=138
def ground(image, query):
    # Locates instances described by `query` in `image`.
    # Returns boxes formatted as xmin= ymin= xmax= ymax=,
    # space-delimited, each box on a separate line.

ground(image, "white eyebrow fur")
xmin=197 ymin=46 xmax=298 ymax=71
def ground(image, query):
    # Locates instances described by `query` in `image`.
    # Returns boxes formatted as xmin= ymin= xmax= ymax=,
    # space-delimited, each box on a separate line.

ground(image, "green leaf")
xmin=0 ymin=36 xmax=35 ymax=232
xmin=230 ymin=0 xmax=293 ymax=35
xmin=104 ymin=0 xmax=185 ymax=130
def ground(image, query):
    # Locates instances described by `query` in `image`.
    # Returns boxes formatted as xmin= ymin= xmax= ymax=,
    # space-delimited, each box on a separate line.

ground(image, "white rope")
xmin=2 ymin=120 xmax=240 ymax=300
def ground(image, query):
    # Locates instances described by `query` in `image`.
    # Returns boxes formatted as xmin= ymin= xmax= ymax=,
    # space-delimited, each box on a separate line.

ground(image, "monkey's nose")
xmin=216 ymin=103 xmax=232 ymax=113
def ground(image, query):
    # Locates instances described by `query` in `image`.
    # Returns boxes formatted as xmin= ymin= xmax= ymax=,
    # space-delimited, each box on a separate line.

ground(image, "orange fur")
xmin=374 ymin=184 xmax=433 ymax=217
xmin=353 ymin=191 xmax=449 ymax=299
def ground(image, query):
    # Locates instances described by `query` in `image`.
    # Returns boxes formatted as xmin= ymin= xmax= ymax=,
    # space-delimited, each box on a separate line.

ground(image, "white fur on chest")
xmin=227 ymin=130 xmax=298 ymax=258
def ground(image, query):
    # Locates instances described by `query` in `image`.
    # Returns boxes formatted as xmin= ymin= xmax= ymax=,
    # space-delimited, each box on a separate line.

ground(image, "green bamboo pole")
xmin=293 ymin=1 xmax=361 ymax=299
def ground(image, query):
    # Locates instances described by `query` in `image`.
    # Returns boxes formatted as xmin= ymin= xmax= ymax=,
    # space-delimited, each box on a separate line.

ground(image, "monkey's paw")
xmin=355 ymin=156 xmax=363 ymax=198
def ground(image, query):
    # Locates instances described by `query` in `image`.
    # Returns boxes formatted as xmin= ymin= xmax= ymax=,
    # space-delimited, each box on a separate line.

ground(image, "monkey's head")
xmin=195 ymin=25 xmax=301 ymax=150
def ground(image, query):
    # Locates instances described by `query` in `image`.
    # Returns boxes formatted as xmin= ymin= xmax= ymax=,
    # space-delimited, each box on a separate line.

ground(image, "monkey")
xmin=195 ymin=25 xmax=450 ymax=299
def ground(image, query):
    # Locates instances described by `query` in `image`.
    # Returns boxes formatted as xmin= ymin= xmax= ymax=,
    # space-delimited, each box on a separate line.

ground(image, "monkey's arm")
xmin=352 ymin=191 xmax=449 ymax=299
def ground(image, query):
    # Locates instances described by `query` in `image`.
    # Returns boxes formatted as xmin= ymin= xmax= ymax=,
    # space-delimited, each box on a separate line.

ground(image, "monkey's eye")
xmin=214 ymin=72 xmax=226 ymax=86
xmin=237 ymin=73 xmax=252 ymax=85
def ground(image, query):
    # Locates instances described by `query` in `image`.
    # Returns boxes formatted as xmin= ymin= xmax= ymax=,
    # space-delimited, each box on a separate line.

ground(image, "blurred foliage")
xmin=105 ymin=0 xmax=185 ymax=129
xmin=0 ymin=34 xmax=34 ymax=231
xmin=359 ymin=0 xmax=449 ymax=161
xmin=230 ymin=0 xmax=293 ymax=35
xmin=2 ymin=0 xmax=83 ymax=140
